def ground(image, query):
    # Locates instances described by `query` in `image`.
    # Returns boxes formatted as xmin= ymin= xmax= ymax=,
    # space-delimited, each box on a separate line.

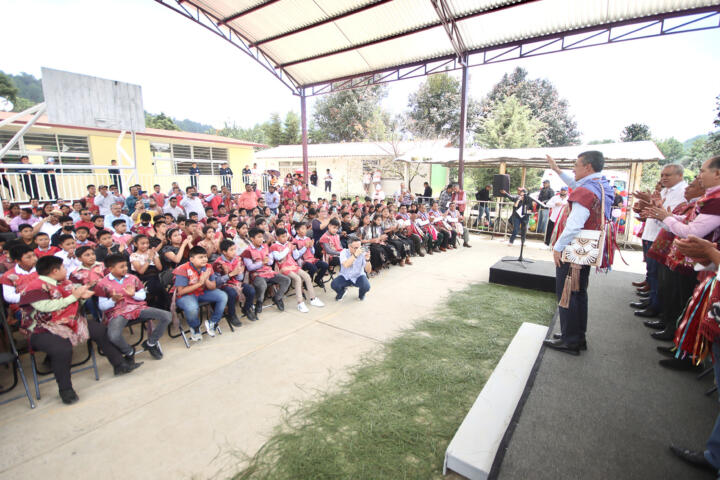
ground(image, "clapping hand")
xmin=364 ymin=250 xmax=371 ymax=261
xmin=675 ymin=235 xmax=719 ymax=264
xmin=72 ymin=285 xmax=94 ymax=300
xmin=200 ymin=268 xmax=212 ymax=282
xmin=643 ymin=205 xmax=672 ymax=221
xmin=123 ymin=284 xmax=136 ymax=297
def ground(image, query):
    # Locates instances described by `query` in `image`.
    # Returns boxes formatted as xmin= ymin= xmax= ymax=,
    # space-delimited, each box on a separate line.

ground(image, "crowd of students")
xmin=0 ymin=178 xmax=471 ymax=405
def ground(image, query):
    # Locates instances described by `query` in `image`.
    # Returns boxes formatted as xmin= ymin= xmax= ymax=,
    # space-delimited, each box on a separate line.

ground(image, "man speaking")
xmin=544 ymin=151 xmax=614 ymax=355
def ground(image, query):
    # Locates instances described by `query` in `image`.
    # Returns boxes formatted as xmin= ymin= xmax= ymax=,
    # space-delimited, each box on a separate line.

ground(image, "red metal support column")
xmin=300 ymin=91 xmax=309 ymax=184
xmin=457 ymin=60 xmax=469 ymax=188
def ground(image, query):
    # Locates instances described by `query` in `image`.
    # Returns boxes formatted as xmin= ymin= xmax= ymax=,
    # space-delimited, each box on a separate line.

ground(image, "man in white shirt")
xmin=635 ymin=164 xmax=687 ymax=318
xmin=163 ymin=195 xmax=186 ymax=219
xmin=180 ymin=186 xmax=206 ymax=220
xmin=543 ymin=187 xmax=569 ymax=246
xmin=95 ymin=185 xmax=119 ymax=216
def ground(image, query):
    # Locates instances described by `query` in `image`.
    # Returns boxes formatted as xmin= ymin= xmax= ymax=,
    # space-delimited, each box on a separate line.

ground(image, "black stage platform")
xmin=489 ymin=257 xmax=556 ymax=293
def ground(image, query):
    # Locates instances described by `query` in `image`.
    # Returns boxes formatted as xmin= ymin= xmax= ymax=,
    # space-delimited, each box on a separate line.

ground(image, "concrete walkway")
xmin=0 ymin=234 xmax=574 ymax=480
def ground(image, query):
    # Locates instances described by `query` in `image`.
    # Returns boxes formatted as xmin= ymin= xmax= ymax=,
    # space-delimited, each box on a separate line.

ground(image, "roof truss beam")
xmin=217 ymin=0 xmax=281 ymax=26
xmin=305 ymin=7 xmax=720 ymax=95
xmin=430 ymin=0 xmax=468 ymax=65
xmin=250 ymin=0 xmax=394 ymax=48
xmin=278 ymin=0 xmax=540 ymax=69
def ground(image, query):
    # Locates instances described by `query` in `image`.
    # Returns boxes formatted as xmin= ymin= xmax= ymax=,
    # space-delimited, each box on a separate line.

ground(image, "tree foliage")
xmin=479 ymin=67 xmax=579 ymax=147
xmin=312 ymin=85 xmax=390 ymax=143
xmin=282 ymin=111 xmax=301 ymax=145
xmin=621 ymin=123 xmax=652 ymax=142
xmin=264 ymin=113 xmax=284 ymax=147
xmin=0 ymin=72 xmax=19 ymax=104
xmin=655 ymin=137 xmax=684 ymax=165
xmin=145 ymin=112 xmax=179 ymax=131
xmin=406 ymin=73 xmax=479 ymax=144
xmin=175 ymin=118 xmax=214 ymax=134
xmin=468 ymin=95 xmax=546 ymax=191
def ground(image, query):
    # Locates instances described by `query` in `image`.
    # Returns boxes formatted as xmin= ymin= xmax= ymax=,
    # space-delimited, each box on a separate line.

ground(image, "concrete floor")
xmin=0 ymin=235 xmax=645 ymax=480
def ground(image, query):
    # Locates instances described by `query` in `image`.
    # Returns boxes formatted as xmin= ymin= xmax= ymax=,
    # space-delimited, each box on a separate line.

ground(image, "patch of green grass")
xmin=233 ymin=283 xmax=556 ymax=480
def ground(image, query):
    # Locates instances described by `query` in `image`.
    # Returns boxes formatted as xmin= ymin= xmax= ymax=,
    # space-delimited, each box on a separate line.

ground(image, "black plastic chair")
xmin=0 ymin=311 xmax=35 ymax=408
xmin=30 ymin=339 xmax=99 ymax=401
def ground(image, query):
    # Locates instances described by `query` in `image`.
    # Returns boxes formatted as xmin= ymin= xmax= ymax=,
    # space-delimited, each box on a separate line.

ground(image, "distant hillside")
xmin=174 ymin=118 xmax=215 ymax=134
xmin=1 ymin=71 xmax=44 ymax=103
xmin=684 ymin=134 xmax=707 ymax=149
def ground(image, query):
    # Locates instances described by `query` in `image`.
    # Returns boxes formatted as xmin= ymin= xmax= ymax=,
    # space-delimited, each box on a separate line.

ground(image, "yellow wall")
xmin=88 ymin=134 xmax=152 ymax=175
xmin=228 ymin=146 xmax=255 ymax=174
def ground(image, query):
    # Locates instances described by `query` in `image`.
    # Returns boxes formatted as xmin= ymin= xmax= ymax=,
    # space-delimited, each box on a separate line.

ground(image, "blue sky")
xmin=3 ymin=0 xmax=719 ymax=143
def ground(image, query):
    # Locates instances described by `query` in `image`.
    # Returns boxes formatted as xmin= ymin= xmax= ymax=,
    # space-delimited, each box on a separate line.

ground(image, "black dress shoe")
xmin=651 ymin=329 xmax=675 ymax=341
xmin=630 ymin=300 xmax=650 ymax=309
xmin=255 ymin=301 xmax=263 ymax=315
xmin=643 ymin=320 xmax=665 ymax=329
xmin=245 ymin=307 xmax=257 ymax=321
xmin=637 ymin=291 xmax=650 ymax=298
xmin=114 ymin=360 xmax=143 ymax=376
xmin=657 ymin=345 xmax=677 ymax=358
xmin=670 ymin=444 xmax=718 ymax=472
xmin=634 ymin=308 xmax=659 ymax=318
xmin=543 ymin=338 xmax=580 ymax=356
xmin=274 ymin=298 xmax=285 ymax=311
xmin=551 ymin=333 xmax=587 ymax=350
xmin=59 ymin=388 xmax=79 ymax=405
xmin=141 ymin=340 xmax=163 ymax=360
xmin=659 ymin=358 xmax=703 ymax=372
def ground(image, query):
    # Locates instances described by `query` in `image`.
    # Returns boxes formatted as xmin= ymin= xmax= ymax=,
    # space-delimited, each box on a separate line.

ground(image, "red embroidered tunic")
xmin=94 ymin=274 xmax=146 ymax=323
xmin=270 ymin=242 xmax=299 ymax=274
xmin=0 ymin=266 xmax=38 ymax=313
xmin=292 ymin=235 xmax=317 ymax=264
xmin=173 ymin=262 xmax=214 ymax=296
xmin=241 ymin=245 xmax=275 ymax=279
xmin=70 ymin=263 xmax=106 ymax=287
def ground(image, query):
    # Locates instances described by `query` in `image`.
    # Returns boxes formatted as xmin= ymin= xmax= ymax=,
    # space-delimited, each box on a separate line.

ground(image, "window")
xmin=0 ymin=130 xmax=91 ymax=171
xmin=149 ymin=143 xmax=230 ymax=175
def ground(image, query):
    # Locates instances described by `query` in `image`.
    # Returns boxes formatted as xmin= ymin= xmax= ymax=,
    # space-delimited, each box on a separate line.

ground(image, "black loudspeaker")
xmin=493 ymin=174 xmax=510 ymax=197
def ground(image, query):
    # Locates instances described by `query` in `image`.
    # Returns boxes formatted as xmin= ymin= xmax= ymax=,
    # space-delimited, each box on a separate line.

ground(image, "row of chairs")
xmin=0 ymin=252 xmax=339 ymax=408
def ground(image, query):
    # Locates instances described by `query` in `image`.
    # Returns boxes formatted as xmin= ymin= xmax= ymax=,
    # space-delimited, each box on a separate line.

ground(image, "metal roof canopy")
xmin=154 ymin=0 xmax=720 ymax=187
xmin=156 ymin=0 xmax=720 ymax=95
xmin=395 ymin=141 xmax=665 ymax=169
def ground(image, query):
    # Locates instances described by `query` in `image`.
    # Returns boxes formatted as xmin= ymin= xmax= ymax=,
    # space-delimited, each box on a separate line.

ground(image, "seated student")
xmin=240 ymin=227 xmax=291 ymax=314
xmin=161 ymin=228 xmax=192 ymax=271
xmin=74 ymin=226 xmax=96 ymax=249
xmin=292 ymin=222 xmax=329 ymax=287
xmin=69 ymin=245 xmax=105 ymax=321
xmin=213 ymin=239 xmax=256 ymax=324
xmin=34 ymin=232 xmax=60 ymax=258
xmin=198 ymin=225 xmax=220 ymax=260
xmin=8 ymin=223 xmax=37 ymax=250
xmin=131 ymin=212 xmax=155 ymax=237
xmin=129 ymin=234 xmax=170 ymax=310
xmin=318 ymin=218 xmax=343 ymax=267
xmin=331 ymin=236 xmax=371 ymax=301
xmin=111 ymin=219 xmax=133 ymax=250
xmin=95 ymin=253 xmax=170 ymax=360
xmin=54 ymin=234 xmax=81 ymax=278
xmin=173 ymin=246 xmax=228 ymax=341
xmin=95 ymin=229 xmax=125 ymax=263
xmin=18 ymin=255 xmax=140 ymax=405
xmin=1 ymin=245 xmax=39 ymax=322
xmin=50 ymin=216 xmax=76 ymax=247
xmin=89 ymin=215 xmax=105 ymax=240
xmin=270 ymin=228 xmax=324 ymax=313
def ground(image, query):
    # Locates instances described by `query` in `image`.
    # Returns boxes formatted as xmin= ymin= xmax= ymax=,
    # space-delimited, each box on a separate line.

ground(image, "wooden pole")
xmin=499 ymin=162 xmax=506 ymax=174
xmin=521 ymin=167 xmax=527 ymax=188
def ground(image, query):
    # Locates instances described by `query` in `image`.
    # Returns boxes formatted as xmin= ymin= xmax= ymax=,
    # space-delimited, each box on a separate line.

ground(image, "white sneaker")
xmin=204 ymin=320 xmax=215 ymax=337
xmin=297 ymin=302 xmax=309 ymax=313
xmin=189 ymin=328 xmax=202 ymax=342
xmin=310 ymin=297 xmax=325 ymax=307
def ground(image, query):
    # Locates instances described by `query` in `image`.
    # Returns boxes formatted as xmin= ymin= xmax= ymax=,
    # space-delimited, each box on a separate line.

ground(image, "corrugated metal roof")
xmin=255 ymin=139 xmax=450 ymax=158
xmin=171 ymin=0 xmax=720 ymax=88
xmin=0 ymin=111 xmax=265 ymax=148
xmin=395 ymin=140 xmax=664 ymax=166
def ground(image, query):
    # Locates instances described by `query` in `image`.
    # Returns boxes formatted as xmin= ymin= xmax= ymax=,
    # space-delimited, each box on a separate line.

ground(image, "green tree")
xmin=588 ymin=139 xmax=614 ymax=145
xmin=475 ymin=95 xmax=546 ymax=149
xmin=0 ymin=72 xmax=19 ymax=105
xmin=145 ymin=112 xmax=179 ymax=130
xmin=312 ymin=85 xmax=390 ymax=142
xmin=282 ymin=111 xmax=301 ymax=145
xmin=406 ymin=73 xmax=479 ymax=144
xmin=621 ymin=123 xmax=651 ymax=142
xmin=263 ymin=113 xmax=284 ymax=147
xmin=480 ymin=67 xmax=579 ymax=146
xmin=6 ymin=72 xmax=44 ymax=103
xmin=655 ymin=137 xmax=684 ymax=165
xmin=469 ymin=95 xmax=547 ymax=191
